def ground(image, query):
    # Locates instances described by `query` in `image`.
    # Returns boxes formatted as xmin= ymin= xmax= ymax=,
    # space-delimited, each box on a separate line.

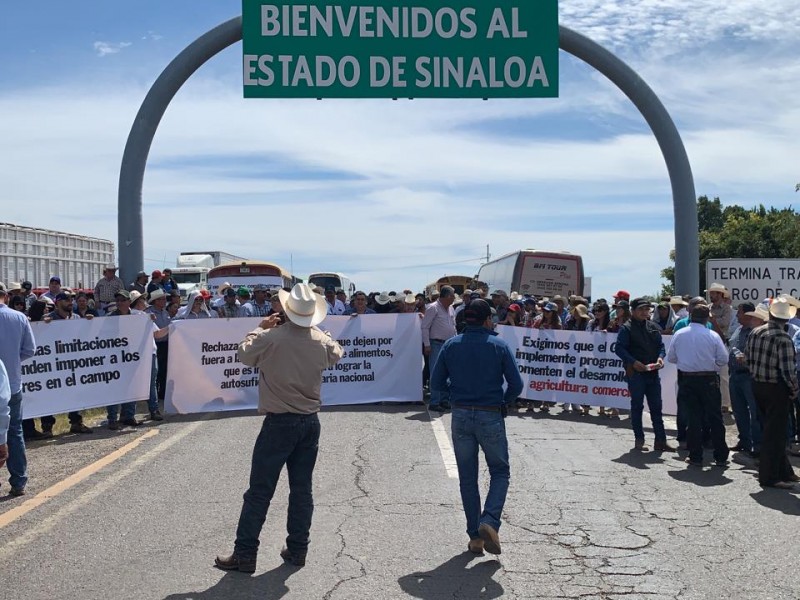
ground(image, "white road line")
xmin=427 ymin=410 xmax=459 ymax=479
xmin=0 ymin=420 xmax=205 ymax=560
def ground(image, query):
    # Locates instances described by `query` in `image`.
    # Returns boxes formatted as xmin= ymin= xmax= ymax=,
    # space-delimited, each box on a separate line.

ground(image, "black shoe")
xmin=24 ymin=429 xmax=47 ymax=441
xmin=730 ymin=443 xmax=748 ymax=452
xmin=150 ymin=410 xmax=164 ymax=421
xmin=41 ymin=427 xmax=54 ymax=439
xmin=280 ymin=547 xmax=306 ymax=567
xmin=215 ymin=553 xmax=256 ymax=573
xmin=70 ymin=423 xmax=93 ymax=434
xmin=9 ymin=486 xmax=26 ymax=497
xmin=121 ymin=418 xmax=141 ymax=427
xmin=108 ymin=420 xmax=120 ymax=431
xmin=714 ymin=459 xmax=730 ymax=467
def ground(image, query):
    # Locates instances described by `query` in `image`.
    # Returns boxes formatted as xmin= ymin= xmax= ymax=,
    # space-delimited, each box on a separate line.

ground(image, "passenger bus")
xmin=207 ymin=261 xmax=296 ymax=295
xmin=475 ymin=250 xmax=585 ymax=298
xmin=307 ymin=272 xmax=356 ymax=300
xmin=425 ymin=275 xmax=477 ymax=297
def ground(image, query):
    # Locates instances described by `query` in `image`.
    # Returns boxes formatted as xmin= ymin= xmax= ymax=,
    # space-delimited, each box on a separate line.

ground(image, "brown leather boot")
xmin=214 ymin=553 xmax=256 ymax=573
xmin=468 ymin=538 xmax=485 ymax=554
xmin=280 ymin=547 xmax=306 ymax=567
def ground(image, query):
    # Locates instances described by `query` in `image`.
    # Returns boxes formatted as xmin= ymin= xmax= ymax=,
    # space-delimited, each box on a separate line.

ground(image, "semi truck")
xmin=172 ymin=251 xmax=248 ymax=301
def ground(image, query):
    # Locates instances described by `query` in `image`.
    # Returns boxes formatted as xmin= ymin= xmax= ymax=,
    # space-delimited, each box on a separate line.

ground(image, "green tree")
xmin=661 ymin=197 xmax=800 ymax=296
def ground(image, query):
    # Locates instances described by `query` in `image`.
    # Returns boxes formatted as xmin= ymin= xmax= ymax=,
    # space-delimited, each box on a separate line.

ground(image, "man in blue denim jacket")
xmin=431 ymin=299 xmax=523 ymax=556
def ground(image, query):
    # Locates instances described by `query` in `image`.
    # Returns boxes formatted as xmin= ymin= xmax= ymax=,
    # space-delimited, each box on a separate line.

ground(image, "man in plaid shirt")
xmin=745 ymin=297 xmax=800 ymax=489
xmin=241 ymin=284 xmax=272 ymax=318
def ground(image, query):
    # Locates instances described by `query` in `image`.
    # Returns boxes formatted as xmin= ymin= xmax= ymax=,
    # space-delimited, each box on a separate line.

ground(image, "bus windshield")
xmin=308 ymin=275 xmax=341 ymax=290
xmin=171 ymin=273 xmax=202 ymax=284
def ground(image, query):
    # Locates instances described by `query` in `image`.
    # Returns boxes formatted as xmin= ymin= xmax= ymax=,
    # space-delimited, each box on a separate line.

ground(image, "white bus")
xmin=307 ymin=272 xmax=356 ymax=300
xmin=476 ymin=250 xmax=585 ymax=298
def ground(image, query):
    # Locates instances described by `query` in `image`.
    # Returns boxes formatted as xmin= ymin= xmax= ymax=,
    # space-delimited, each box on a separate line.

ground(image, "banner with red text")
xmin=165 ymin=314 xmax=422 ymax=414
xmin=496 ymin=326 xmax=678 ymax=414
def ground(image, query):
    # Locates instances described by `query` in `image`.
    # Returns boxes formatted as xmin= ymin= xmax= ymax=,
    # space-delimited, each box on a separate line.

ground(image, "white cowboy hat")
xmin=375 ymin=292 xmax=391 ymax=305
xmin=509 ymin=291 xmax=520 ymax=301
xmin=218 ymin=282 xmax=233 ymax=294
xmin=669 ymin=295 xmax=688 ymax=306
xmin=130 ymin=290 xmax=144 ymax=304
xmin=705 ymin=283 xmax=730 ymax=298
xmin=278 ymin=283 xmax=328 ymax=328
xmin=149 ymin=288 xmax=166 ymax=302
xmin=777 ymin=293 xmax=800 ymax=309
xmin=768 ymin=297 xmax=797 ymax=320
xmin=745 ymin=306 xmax=770 ymax=322
xmin=404 ymin=293 xmax=416 ymax=305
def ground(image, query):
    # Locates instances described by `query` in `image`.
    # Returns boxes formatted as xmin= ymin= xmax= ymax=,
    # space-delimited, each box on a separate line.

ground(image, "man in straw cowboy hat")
xmin=216 ymin=283 xmax=344 ymax=573
xmin=745 ymin=297 xmax=800 ymax=489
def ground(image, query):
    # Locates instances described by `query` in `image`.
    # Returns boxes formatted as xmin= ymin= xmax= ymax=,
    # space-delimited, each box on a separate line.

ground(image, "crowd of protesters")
xmin=1 ymin=266 xmax=800 ymax=497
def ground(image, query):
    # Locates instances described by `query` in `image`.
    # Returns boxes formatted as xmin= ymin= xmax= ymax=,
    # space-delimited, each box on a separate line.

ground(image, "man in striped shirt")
xmin=745 ymin=297 xmax=799 ymax=489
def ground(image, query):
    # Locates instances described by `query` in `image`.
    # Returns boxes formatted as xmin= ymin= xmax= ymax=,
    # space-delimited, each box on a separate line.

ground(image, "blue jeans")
xmin=428 ymin=340 xmax=450 ymax=408
xmin=235 ymin=412 xmax=320 ymax=560
xmin=147 ymin=354 xmax=159 ymax=414
xmin=7 ymin=391 xmax=28 ymax=490
xmin=627 ymin=372 xmax=666 ymax=442
xmin=107 ymin=402 xmax=136 ymax=422
xmin=729 ymin=370 xmax=761 ymax=452
xmin=451 ymin=408 xmax=509 ymax=540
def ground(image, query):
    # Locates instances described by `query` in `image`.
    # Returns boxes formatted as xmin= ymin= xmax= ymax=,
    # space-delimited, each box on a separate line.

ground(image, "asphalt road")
xmin=1 ymin=405 xmax=799 ymax=600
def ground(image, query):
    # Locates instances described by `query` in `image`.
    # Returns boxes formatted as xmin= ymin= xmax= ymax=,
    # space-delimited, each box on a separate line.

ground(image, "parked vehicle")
xmin=173 ymin=251 xmax=248 ymax=301
xmin=207 ymin=261 xmax=297 ymax=295
xmin=424 ymin=275 xmax=478 ymax=297
xmin=476 ymin=250 xmax=585 ymax=298
xmin=307 ymin=272 xmax=356 ymax=300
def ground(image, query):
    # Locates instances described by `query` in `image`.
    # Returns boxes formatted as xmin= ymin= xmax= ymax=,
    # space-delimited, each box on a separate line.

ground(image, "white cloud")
xmin=93 ymin=41 xmax=132 ymax=57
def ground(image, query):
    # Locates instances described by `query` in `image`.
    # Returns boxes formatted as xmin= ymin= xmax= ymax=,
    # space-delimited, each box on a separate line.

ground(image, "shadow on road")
xmin=398 ymin=552 xmax=504 ymax=599
xmin=667 ymin=466 xmax=733 ymax=487
xmin=162 ymin=565 xmax=294 ymax=600
xmin=25 ymin=427 xmax=140 ymax=447
xmin=611 ymin=449 xmax=668 ymax=470
xmin=750 ymin=489 xmax=800 ymax=515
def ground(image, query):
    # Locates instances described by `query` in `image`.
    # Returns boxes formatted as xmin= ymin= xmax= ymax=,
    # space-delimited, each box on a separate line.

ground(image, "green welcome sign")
xmin=242 ymin=0 xmax=559 ymax=98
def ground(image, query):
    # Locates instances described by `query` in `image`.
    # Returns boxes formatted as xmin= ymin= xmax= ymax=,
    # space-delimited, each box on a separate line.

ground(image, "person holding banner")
xmin=216 ymin=283 xmax=344 ymax=573
xmin=421 ymin=286 xmax=457 ymax=412
xmin=0 ymin=284 xmax=36 ymax=497
xmin=0 ymin=360 xmax=10 ymax=474
xmin=430 ymin=299 xmax=523 ymax=556
xmin=614 ymin=298 xmax=675 ymax=453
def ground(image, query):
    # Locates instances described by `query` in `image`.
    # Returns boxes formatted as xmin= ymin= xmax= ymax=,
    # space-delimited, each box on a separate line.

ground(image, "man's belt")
xmin=430 ymin=338 xmax=446 ymax=343
xmin=452 ymin=404 xmax=502 ymax=412
xmin=678 ymin=370 xmax=717 ymax=377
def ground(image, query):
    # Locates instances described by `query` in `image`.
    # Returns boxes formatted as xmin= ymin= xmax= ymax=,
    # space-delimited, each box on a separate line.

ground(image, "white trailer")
xmin=0 ymin=222 xmax=115 ymax=288
xmin=173 ymin=250 xmax=249 ymax=301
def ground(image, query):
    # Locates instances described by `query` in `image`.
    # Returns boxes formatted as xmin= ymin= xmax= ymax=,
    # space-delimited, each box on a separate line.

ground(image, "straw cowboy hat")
xmin=777 ymin=293 xmax=800 ymax=309
xmin=705 ymin=283 xmax=730 ymax=298
xmin=278 ymin=283 xmax=328 ymax=328
xmin=669 ymin=296 xmax=688 ymax=306
xmin=745 ymin=305 xmax=770 ymax=322
xmin=572 ymin=304 xmax=591 ymax=319
xmin=768 ymin=297 xmax=797 ymax=320
xmin=149 ymin=288 xmax=166 ymax=302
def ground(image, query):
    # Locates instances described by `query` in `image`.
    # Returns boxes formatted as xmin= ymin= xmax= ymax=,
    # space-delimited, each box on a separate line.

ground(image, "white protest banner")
xmin=705 ymin=258 xmax=800 ymax=303
xmin=496 ymin=326 xmax=678 ymax=415
xmin=22 ymin=315 xmax=153 ymax=419
xmin=165 ymin=314 xmax=422 ymax=414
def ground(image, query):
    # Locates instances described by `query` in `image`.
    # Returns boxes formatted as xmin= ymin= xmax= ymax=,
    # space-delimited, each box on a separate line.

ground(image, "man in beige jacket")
xmin=216 ymin=283 xmax=343 ymax=573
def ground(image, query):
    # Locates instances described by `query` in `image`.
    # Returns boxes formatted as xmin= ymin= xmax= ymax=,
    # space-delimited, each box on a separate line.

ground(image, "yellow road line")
xmin=0 ymin=428 xmax=160 ymax=531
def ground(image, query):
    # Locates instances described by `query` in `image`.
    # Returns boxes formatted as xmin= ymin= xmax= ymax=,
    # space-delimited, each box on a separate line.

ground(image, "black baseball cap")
xmin=630 ymin=298 xmax=652 ymax=310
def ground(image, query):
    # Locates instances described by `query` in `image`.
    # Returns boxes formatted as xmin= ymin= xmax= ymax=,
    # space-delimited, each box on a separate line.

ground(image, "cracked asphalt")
xmin=1 ymin=404 xmax=798 ymax=599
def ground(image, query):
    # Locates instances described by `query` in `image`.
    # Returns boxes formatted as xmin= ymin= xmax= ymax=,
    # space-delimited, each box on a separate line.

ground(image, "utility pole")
xmin=485 ymin=245 xmax=490 ymax=263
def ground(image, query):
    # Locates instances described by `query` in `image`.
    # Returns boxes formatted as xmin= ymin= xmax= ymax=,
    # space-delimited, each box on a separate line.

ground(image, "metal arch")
xmin=119 ymin=19 xmax=699 ymax=295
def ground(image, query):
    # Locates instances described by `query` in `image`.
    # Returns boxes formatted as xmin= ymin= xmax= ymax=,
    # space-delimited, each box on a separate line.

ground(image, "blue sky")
xmin=2 ymin=1 xmax=799 ymax=298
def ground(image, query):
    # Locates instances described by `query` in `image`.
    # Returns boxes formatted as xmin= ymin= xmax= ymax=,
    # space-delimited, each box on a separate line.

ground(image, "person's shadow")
xmin=611 ymin=449 xmax=668 ymax=470
xmin=398 ymin=552 xmax=504 ymax=599
xmin=162 ymin=564 xmax=293 ymax=600
xmin=750 ymin=489 xmax=800 ymax=515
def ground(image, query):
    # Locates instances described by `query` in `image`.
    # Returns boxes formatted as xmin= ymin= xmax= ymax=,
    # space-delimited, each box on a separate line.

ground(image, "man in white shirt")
xmin=323 ymin=286 xmax=346 ymax=315
xmin=421 ymin=286 xmax=457 ymax=412
xmin=667 ymin=303 xmax=729 ymax=467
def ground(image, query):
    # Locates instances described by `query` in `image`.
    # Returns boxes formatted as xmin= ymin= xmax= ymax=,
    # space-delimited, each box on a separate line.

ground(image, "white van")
xmin=307 ymin=272 xmax=356 ymax=300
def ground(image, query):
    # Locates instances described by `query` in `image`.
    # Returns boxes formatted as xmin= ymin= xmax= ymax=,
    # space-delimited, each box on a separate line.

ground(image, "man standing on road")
xmin=216 ymin=283 xmax=343 ymax=573
xmin=94 ymin=264 xmax=125 ymax=315
xmin=0 ymin=284 xmax=36 ymax=497
xmin=430 ymin=299 xmax=523 ymax=556
xmin=745 ymin=297 xmax=800 ymax=489
xmin=728 ymin=302 xmax=765 ymax=457
xmin=614 ymin=298 xmax=676 ymax=453
xmin=667 ymin=303 xmax=729 ymax=467
xmin=421 ymin=285 xmax=457 ymax=412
